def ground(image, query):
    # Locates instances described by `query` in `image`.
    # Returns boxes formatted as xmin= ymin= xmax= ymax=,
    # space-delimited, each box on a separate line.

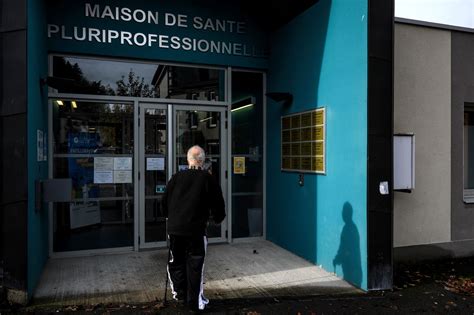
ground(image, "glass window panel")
xmin=51 ymin=99 xmax=135 ymax=252
xmin=231 ymin=71 xmax=264 ymax=238
xmin=51 ymin=56 xmax=225 ymax=101
xmin=464 ymin=109 xmax=474 ymax=189
xmin=53 ymin=200 xmax=134 ymax=252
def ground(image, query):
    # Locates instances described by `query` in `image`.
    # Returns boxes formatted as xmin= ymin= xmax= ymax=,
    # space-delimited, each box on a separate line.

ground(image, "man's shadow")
xmin=333 ymin=202 xmax=362 ymax=287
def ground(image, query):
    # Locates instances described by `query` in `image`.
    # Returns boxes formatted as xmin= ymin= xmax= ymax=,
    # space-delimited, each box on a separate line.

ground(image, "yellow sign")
xmin=233 ymin=157 xmax=246 ymax=174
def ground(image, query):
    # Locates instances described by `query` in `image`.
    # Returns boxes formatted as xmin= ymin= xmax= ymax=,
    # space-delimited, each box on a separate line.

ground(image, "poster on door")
xmin=233 ymin=157 xmax=246 ymax=174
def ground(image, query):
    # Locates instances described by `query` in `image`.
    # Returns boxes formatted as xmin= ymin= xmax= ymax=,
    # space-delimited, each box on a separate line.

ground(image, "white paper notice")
xmin=94 ymin=171 xmax=113 ymax=184
xmin=114 ymin=170 xmax=132 ymax=183
xmin=114 ymin=157 xmax=132 ymax=170
xmin=94 ymin=157 xmax=114 ymax=171
xmin=147 ymin=158 xmax=165 ymax=171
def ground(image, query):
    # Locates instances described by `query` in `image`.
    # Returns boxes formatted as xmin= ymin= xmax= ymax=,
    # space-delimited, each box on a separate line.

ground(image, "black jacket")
xmin=162 ymin=169 xmax=226 ymax=236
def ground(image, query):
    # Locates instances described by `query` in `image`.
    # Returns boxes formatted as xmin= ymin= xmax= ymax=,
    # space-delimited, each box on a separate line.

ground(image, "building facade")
xmin=0 ymin=0 xmax=393 ymax=303
xmin=393 ymin=20 xmax=474 ymax=260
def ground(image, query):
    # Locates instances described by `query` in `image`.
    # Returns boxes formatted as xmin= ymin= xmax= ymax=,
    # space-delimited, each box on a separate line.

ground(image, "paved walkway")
xmin=33 ymin=240 xmax=359 ymax=307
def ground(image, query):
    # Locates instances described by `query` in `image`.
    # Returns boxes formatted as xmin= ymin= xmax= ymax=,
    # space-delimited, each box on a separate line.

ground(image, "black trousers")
xmin=167 ymin=234 xmax=209 ymax=310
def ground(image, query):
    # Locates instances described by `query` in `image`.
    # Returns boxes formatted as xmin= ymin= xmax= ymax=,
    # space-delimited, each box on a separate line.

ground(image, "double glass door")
xmin=139 ymin=104 xmax=227 ymax=248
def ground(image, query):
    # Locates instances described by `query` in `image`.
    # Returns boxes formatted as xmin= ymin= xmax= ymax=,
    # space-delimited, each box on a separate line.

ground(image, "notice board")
xmin=281 ymin=108 xmax=326 ymax=174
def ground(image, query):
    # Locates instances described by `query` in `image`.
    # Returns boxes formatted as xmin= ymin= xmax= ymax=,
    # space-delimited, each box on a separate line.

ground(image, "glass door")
xmin=139 ymin=104 xmax=227 ymax=248
xmin=173 ymin=106 xmax=227 ymax=242
xmin=139 ymin=104 xmax=169 ymax=248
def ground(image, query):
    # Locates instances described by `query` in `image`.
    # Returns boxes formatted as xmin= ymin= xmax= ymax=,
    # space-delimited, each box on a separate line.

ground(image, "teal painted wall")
xmin=27 ymin=0 xmax=49 ymax=296
xmin=267 ymin=0 xmax=368 ymax=289
xmin=46 ymin=0 xmax=269 ymax=69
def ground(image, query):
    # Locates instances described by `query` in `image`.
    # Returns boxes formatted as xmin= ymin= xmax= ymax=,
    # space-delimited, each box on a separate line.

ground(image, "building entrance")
xmin=47 ymin=57 xmax=265 ymax=256
xmin=49 ymin=99 xmax=228 ymax=254
xmin=139 ymin=103 xmax=227 ymax=249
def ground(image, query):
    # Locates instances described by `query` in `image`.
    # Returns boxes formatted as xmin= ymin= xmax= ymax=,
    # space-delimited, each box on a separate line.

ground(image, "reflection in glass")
xmin=52 ymin=100 xmax=134 ymax=252
xmin=231 ymin=71 xmax=264 ymax=238
xmin=52 ymin=56 xmax=225 ymax=101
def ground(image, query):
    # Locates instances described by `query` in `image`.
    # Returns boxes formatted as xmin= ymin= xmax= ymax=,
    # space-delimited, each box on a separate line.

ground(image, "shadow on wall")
xmin=266 ymin=0 xmax=332 ymax=264
xmin=333 ymin=202 xmax=362 ymax=287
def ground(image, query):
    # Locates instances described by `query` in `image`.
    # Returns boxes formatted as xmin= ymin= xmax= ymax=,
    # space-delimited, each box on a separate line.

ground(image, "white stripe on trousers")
xmin=198 ymin=236 xmax=209 ymax=310
xmin=166 ymin=236 xmax=178 ymax=300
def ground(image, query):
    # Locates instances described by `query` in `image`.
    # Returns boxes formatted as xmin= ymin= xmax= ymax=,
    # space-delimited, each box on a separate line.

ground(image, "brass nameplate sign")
xmin=281 ymin=107 xmax=326 ymax=174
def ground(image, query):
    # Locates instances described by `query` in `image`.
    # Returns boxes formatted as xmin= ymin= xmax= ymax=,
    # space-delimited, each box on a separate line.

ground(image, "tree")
xmin=115 ymin=70 xmax=156 ymax=97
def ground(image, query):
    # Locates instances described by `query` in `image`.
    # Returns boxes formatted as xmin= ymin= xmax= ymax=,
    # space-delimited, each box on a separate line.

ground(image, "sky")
xmin=396 ymin=0 xmax=474 ymax=29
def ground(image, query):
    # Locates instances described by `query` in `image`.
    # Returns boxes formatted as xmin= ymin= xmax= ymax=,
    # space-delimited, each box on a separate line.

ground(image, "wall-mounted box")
xmin=394 ymin=134 xmax=415 ymax=191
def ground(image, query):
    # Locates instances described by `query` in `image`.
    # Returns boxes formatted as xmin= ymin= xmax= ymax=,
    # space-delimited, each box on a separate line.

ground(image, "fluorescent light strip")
xmin=200 ymin=117 xmax=212 ymax=123
xmin=231 ymin=103 xmax=254 ymax=112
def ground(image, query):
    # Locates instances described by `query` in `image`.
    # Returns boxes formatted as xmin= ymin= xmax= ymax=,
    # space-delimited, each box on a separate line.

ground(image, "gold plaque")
xmin=301 ymin=157 xmax=312 ymax=170
xmin=312 ymin=157 xmax=324 ymax=172
xmin=281 ymin=107 xmax=325 ymax=174
xmin=313 ymin=142 xmax=324 ymax=156
xmin=313 ymin=110 xmax=324 ymax=125
xmin=291 ymin=129 xmax=300 ymax=142
xmin=282 ymin=144 xmax=291 ymax=156
xmin=300 ymin=128 xmax=312 ymax=141
xmin=301 ymin=113 xmax=312 ymax=127
xmin=291 ymin=143 xmax=300 ymax=155
xmin=282 ymin=130 xmax=291 ymax=143
xmin=291 ymin=115 xmax=300 ymax=129
xmin=282 ymin=117 xmax=291 ymax=130
xmin=301 ymin=142 xmax=312 ymax=156
xmin=313 ymin=126 xmax=324 ymax=141
xmin=291 ymin=157 xmax=300 ymax=169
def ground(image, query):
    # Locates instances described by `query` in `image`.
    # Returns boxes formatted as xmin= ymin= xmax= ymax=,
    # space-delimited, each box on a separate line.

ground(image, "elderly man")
xmin=162 ymin=145 xmax=226 ymax=311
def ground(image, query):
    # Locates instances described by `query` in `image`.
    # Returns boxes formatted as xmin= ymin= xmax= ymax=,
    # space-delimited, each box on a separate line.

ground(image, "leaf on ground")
xmin=443 ymin=277 xmax=474 ymax=296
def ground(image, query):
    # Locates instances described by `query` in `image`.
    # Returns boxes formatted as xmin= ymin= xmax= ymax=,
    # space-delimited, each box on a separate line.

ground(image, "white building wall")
xmin=394 ymin=23 xmax=451 ymax=247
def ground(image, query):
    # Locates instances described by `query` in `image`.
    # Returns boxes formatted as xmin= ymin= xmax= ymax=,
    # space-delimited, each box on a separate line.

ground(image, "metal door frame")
xmin=138 ymin=103 xmax=169 ymax=249
xmin=139 ymin=103 xmax=228 ymax=248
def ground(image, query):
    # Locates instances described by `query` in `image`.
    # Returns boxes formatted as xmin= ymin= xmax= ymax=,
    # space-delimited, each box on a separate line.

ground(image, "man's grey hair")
xmin=187 ymin=145 xmax=205 ymax=165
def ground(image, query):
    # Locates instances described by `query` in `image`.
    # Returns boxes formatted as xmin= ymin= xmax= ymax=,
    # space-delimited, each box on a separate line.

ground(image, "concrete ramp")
xmin=33 ymin=240 xmax=360 ymax=306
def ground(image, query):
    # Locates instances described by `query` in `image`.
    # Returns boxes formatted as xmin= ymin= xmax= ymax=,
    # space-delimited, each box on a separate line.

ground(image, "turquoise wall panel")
xmin=27 ymin=0 xmax=49 ymax=296
xmin=267 ymin=0 xmax=368 ymax=289
xmin=46 ymin=0 xmax=269 ymax=69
